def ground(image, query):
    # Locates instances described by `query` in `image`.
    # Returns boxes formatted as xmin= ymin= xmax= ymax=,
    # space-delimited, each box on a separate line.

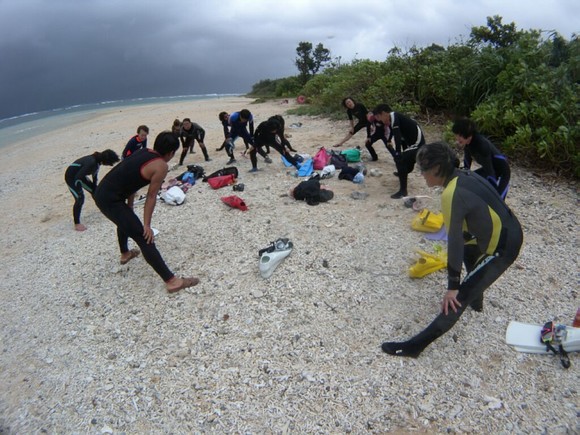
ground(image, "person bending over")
xmin=364 ymin=113 xmax=397 ymax=162
xmin=216 ymin=111 xmax=238 ymax=164
xmin=229 ymin=109 xmax=255 ymax=153
xmin=249 ymin=119 xmax=301 ymax=172
xmin=122 ymin=125 xmax=149 ymax=159
xmin=94 ymin=132 xmax=199 ymax=293
xmin=452 ymin=118 xmax=511 ymax=200
xmin=333 ymin=97 xmax=371 ymax=148
xmin=267 ymin=115 xmax=297 ymax=154
xmin=381 ymin=141 xmax=523 ymax=358
xmin=179 ymin=118 xmax=211 ymax=164
xmin=373 ymin=104 xmax=426 ymax=199
xmin=65 ymin=149 xmax=120 ymax=231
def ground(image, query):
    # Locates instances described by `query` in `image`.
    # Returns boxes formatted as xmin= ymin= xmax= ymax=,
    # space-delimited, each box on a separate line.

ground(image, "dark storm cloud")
xmin=0 ymin=0 xmax=578 ymax=120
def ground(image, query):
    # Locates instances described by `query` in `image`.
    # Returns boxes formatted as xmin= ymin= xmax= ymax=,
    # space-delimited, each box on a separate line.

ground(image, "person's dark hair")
xmin=240 ymin=109 xmax=251 ymax=120
xmin=172 ymin=119 xmax=181 ymax=127
xmin=265 ymin=119 xmax=281 ymax=132
xmin=182 ymin=118 xmax=191 ymax=123
xmin=372 ymin=103 xmax=392 ymax=115
xmin=153 ymin=131 xmax=180 ymax=156
xmin=95 ymin=149 xmax=120 ymax=166
xmin=268 ymin=114 xmax=285 ymax=130
xmin=137 ymin=125 xmax=149 ymax=134
xmin=416 ymin=142 xmax=458 ymax=180
xmin=341 ymin=97 xmax=355 ymax=108
xmin=451 ymin=118 xmax=478 ymax=138
xmin=218 ymin=111 xmax=228 ymax=122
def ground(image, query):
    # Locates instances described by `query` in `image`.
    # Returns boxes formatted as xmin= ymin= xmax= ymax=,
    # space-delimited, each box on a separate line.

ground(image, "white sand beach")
xmin=0 ymin=96 xmax=578 ymax=433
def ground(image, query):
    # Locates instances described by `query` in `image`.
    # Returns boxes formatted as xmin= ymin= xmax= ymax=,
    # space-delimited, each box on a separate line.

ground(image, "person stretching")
xmin=381 ymin=142 xmax=523 ymax=358
xmin=94 ymin=131 xmax=199 ymax=293
xmin=65 ymin=149 xmax=120 ymax=231
xmin=452 ymin=117 xmax=511 ymax=199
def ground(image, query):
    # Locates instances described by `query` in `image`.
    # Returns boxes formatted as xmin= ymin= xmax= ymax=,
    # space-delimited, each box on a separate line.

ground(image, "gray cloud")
xmin=0 ymin=0 xmax=578 ymax=119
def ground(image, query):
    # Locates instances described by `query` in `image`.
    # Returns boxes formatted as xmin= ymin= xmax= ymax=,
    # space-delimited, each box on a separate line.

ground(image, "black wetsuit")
xmin=405 ymin=169 xmax=523 ymax=353
xmin=252 ymin=121 xmax=299 ymax=169
xmin=365 ymin=119 xmax=396 ymax=161
xmin=94 ymin=149 xmax=174 ymax=282
xmin=386 ymin=112 xmax=425 ymax=195
xmin=65 ymin=155 xmax=100 ymax=225
xmin=464 ymin=133 xmax=510 ymax=199
xmin=346 ymin=103 xmax=371 ymax=136
xmin=179 ymin=123 xmax=209 ymax=163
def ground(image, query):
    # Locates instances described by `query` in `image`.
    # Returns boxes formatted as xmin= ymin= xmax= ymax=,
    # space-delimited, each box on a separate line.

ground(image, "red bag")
xmin=313 ymin=147 xmax=330 ymax=170
xmin=207 ymin=174 xmax=236 ymax=189
xmin=221 ymin=195 xmax=248 ymax=211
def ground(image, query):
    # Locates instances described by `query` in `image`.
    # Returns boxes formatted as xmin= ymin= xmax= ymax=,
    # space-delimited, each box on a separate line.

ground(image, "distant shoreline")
xmin=0 ymin=94 xmax=243 ymax=149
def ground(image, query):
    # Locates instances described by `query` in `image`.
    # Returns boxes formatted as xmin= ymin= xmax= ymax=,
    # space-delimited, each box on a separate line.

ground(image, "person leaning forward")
xmin=94 ymin=131 xmax=199 ymax=293
xmin=381 ymin=141 xmax=523 ymax=358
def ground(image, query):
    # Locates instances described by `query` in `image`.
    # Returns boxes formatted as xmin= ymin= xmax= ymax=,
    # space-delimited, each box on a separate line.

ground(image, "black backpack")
xmin=186 ymin=164 xmax=205 ymax=180
xmin=202 ymin=166 xmax=238 ymax=182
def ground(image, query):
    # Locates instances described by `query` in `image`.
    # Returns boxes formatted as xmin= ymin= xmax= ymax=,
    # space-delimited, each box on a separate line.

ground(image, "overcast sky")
xmin=0 ymin=0 xmax=578 ymax=120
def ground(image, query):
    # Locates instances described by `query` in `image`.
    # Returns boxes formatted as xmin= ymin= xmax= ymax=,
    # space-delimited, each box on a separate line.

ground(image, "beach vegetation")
xmin=249 ymin=16 xmax=579 ymax=177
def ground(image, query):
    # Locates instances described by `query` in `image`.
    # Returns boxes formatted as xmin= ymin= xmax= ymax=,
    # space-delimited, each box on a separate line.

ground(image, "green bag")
xmin=341 ymin=148 xmax=361 ymax=163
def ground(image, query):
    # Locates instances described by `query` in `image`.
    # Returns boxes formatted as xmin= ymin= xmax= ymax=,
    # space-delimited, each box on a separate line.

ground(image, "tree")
xmin=295 ymin=41 xmax=331 ymax=84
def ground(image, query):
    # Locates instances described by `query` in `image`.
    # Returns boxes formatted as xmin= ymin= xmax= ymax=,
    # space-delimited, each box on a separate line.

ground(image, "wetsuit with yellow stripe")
xmin=406 ymin=169 xmax=523 ymax=352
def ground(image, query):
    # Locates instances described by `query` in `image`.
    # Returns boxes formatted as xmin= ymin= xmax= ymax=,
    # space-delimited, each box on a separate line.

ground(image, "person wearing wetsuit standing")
xmin=333 ymin=97 xmax=371 ymax=148
xmin=381 ymin=141 xmax=523 ymax=358
xmin=94 ymin=131 xmax=199 ymax=293
xmin=65 ymin=149 xmax=119 ymax=231
xmin=452 ymin=118 xmax=511 ymax=200
xmin=373 ymin=104 xmax=426 ymax=199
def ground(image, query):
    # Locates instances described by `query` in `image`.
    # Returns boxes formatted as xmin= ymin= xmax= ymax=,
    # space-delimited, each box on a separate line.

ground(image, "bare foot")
xmin=75 ymin=224 xmax=87 ymax=231
xmin=166 ymin=276 xmax=200 ymax=293
xmin=120 ymin=249 xmax=140 ymax=265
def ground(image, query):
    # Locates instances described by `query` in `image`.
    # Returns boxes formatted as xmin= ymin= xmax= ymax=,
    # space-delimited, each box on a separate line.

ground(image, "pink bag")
xmin=207 ymin=174 xmax=236 ymax=189
xmin=313 ymin=147 xmax=330 ymax=170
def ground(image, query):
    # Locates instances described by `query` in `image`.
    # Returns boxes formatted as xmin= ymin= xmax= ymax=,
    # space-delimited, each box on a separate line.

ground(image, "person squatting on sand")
xmin=65 ymin=149 xmax=120 ymax=232
xmin=179 ymin=118 xmax=211 ymax=164
xmin=94 ymin=131 xmax=199 ymax=293
xmin=452 ymin=117 xmax=511 ymax=200
xmin=333 ymin=97 xmax=371 ymax=148
xmin=121 ymin=125 xmax=149 ymax=159
xmin=372 ymin=104 xmax=426 ymax=199
xmin=381 ymin=142 xmax=523 ymax=358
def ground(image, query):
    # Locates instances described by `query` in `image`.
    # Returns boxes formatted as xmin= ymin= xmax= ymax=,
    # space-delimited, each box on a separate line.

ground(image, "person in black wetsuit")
xmin=381 ymin=142 xmax=523 ymax=358
xmin=122 ymin=125 xmax=149 ymax=159
xmin=452 ymin=118 xmax=511 ymax=200
xmin=94 ymin=131 xmax=199 ymax=293
xmin=373 ymin=104 xmax=426 ymax=199
xmin=178 ymin=118 xmax=211 ymax=164
xmin=364 ymin=113 xmax=397 ymax=161
xmin=250 ymin=119 xmax=300 ymax=173
xmin=65 ymin=149 xmax=120 ymax=231
xmin=265 ymin=115 xmax=297 ymax=155
xmin=333 ymin=97 xmax=371 ymax=148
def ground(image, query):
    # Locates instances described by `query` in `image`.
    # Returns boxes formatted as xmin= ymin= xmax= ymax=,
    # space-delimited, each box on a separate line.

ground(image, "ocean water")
xmin=0 ymin=93 xmax=240 ymax=149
